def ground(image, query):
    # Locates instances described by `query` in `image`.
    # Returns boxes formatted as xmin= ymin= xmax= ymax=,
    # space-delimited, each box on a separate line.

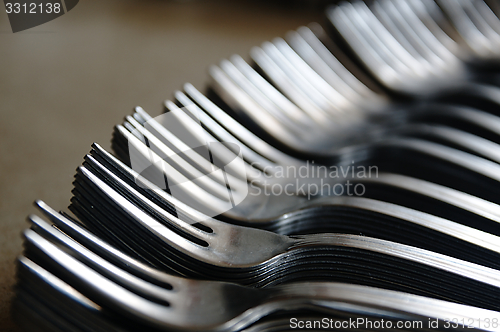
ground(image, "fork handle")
xmin=265 ymin=282 xmax=500 ymax=325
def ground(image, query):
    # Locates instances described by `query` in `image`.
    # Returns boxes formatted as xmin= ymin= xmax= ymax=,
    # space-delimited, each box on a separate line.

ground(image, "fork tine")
xmin=437 ymin=0 xmax=493 ymax=59
xmin=228 ymin=54 xmax=324 ymax=126
xmin=219 ymin=59 xmax=317 ymax=128
xmin=407 ymin=0 xmax=461 ymax=53
xmin=392 ymin=0 xmax=458 ymax=63
xmin=28 ymin=214 xmax=178 ymax=302
xmin=134 ymin=106 xmax=253 ymax=191
xmin=356 ymin=1 xmax=423 ymax=74
xmin=270 ymin=37 xmax=358 ymax=119
xmin=373 ymin=0 xmax=435 ymax=70
xmin=458 ymin=0 xmax=500 ymax=52
xmin=209 ymin=64 xmax=317 ymax=152
xmin=287 ymin=28 xmax=371 ymax=106
xmin=261 ymin=39 xmax=341 ymax=116
xmin=123 ymin=114 xmax=237 ymax=201
xmin=476 ymin=0 xmax=500 ymax=36
xmin=249 ymin=46 xmax=332 ymax=123
xmin=374 ymin=0 xmax=466 ymax=85
xmin=88 ymin=142 xmax=224 ymax=224
xmin=328 ymin=4 xmax=401 ymax=88
xmin=34 ymin=200 xmax=183 ymax=288
xmin=175 ymin=90 xmax=277 ymax=172
xmin=181 ymin=84 xmax=319 ymax=166
xmin=119 ymin=118 xmax=252 ymax=214
xmin=15 ymin=257 xmax=118 ymax=332
xmin=22 ymin=229 xmax=180 ymax=328
xmin=113 ymin=125 xmax=236 ymax=219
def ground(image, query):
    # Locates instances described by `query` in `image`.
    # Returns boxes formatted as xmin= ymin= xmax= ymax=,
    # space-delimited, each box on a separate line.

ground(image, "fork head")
xmin=74 ymin=153 xmax=296 ymax=268
xmin=21 ymin=223 xmax=270 ymax=331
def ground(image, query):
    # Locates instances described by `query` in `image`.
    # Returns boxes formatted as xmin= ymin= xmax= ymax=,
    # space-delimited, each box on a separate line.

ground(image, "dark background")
xmin=0 ymin=0 xmax=323 ymax=330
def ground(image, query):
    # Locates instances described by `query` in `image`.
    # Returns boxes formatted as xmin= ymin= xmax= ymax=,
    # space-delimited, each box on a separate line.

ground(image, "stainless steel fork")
xmin=22 ymin=209 xmax=500 ymax=331
xmin=328 ymin=0 xmax=500 ymax=96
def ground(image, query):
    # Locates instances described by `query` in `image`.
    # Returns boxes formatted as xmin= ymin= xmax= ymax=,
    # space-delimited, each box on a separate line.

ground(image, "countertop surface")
xmin=0 ymin=1 xmax=322 ymax=330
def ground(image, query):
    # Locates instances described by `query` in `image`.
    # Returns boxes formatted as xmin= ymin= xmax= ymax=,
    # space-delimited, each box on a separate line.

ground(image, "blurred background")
xmin=0 ymin=0 xmax=324 ymax=330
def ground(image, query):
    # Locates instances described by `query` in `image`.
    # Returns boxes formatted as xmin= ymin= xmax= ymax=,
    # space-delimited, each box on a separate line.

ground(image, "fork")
xmin=93 ymin=138 xmax=500 ymax=240
xmin=328 ymin=0 xmax=500 ymax=97
xmin=21 ymin=229 xmax=500 ymax=332
xmin=59 ymin=151 xmax=500 ymax=309
xmin=178 ymin=82 xmax=500 ymax=165
xmin=117 ymin=102 xmax=500 ymax=218
xmin=205 ymin=43 xmax=500 ymax=159
xmin=436 ymin=0 xmax=500 ymax=63
xmin=71 ymin=144 xmax=500 ymax=272
xmin=211 ymin=27 xmax=388 ymax=154
xmin=14 ymin=256 xmax=424 ymax=332
xmin=112 ymin=104 xmax=500 ymax=241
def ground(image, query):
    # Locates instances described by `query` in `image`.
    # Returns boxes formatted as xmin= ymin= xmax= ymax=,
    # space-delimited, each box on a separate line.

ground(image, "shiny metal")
xmin=19 ymin=250 xmax=500 ymax=332
xmin=62 ymin=141 xmax=500 ymax=276
xmin=178 ymin=84 xmax=500 ymax=165
xmin=209 ymin=61 xmax=336 ymax=155
xmin=328 ymin=0 xmax=500 ymax=96
xmin=437 ymin=0 xmax=500 ymax=62
xmin=121 ymin=104 xmax=500 ymax=214
xmin=77 ymin=145 xmax=500 ymax=273
xmin=30 ymin=202 xmax=500 ymax=307
xmin=329 ymin=1 xmax=460 ymax=95
xmin=287 ymin=24 xmax=388 ymax=111
xmin=99 ymin=138 xmax=500 ymax=221
xmin=15 ymin=2 xmax=500 ymax=330
xmin=211 ymin=26 xmax=390 ymax=155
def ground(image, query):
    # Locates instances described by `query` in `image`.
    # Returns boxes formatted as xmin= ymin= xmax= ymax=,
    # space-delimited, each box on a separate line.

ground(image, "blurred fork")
xmin=436 ymin=0 xmax=500 ymax=63
xmin=328 ymin=0 xmax=500 ymax=97
xmin=178 ymin=83 xmax=500 ymax=164
xmin=121 ymin=100 xmax=500 ymax=206
xmin=210 ymin=26 xmax=500 ymax=156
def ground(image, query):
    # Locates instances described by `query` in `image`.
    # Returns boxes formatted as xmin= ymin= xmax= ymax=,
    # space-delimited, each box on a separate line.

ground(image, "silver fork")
xmin=437 ymin=0 xmax=500 ymax=62
xmin=329 ymin=1 xmax=466 ymax=96
xmin=69 ymin=145 xmax=500 ymax=276
xmin=373 ymin=0 xmax=460 ymax=76
xmin=34 ymin=200 xmax=500 ymax=304
xmin=93 ymin=138 xmax=500 ymax=232
xmin=206 ymin=28 xmax=500 ymax=157
xmin=286 ymin=24 xmax=388 ymax=111
xmin=329 ymin=0 xmax=500 ymax=96
xmin=21 ymin=229 xmax=500 ymax=332
xmin=178 ymin=83 xmax=500 ymax=166
xmin=378 ymin=0 xmax=499 ymax=74
xmin=209 ymin=60 xmax=337 ymax=155
xmin=60 ymin=160 xmax=500 ymax=309
xmin=124 ymin=102 xmax=500 ymax=205
xmin=212 ymin=27 xmax=388 ymax=154
xmin=114 ymin=106 xmax=500 ymax=250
